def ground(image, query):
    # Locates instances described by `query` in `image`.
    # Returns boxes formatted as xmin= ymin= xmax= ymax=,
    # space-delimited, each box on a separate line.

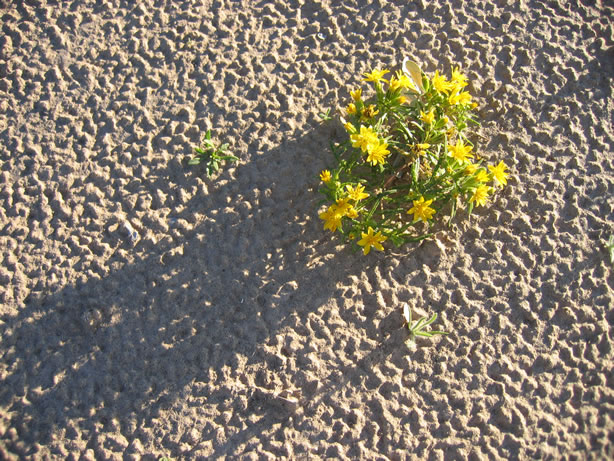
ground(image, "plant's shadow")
xmin=0 ymin=118 xmax=427 ymax=458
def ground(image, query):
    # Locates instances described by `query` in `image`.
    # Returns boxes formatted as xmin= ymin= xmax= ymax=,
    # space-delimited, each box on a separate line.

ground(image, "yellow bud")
xmin=389 ymin=76 xmax=402 ymax=91
xmin=420 ymin=109 xmax=435 ymax=124
xmin=344 ymin=122 xmax=357 ymax=134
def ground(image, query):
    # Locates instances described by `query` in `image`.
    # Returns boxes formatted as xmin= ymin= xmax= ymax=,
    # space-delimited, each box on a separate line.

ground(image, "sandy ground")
xmin=1 ymin=0 xmax=613 ymax=459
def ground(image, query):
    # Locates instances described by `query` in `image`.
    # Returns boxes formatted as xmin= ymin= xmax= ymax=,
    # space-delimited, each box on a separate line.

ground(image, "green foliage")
xmin=189 ymin=130 xmax=238 ymax=177
xmin=318 ymin=107 xmax=333 ymax=121
xmin=403 ymin=303 xmax=448 ymax=341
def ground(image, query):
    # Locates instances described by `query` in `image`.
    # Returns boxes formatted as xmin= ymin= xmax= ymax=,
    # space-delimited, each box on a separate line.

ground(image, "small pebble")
xmin=316 ymin=32 xmax=325 ymax=40
xmin=121 ymin=220 xmax=140 ymax=246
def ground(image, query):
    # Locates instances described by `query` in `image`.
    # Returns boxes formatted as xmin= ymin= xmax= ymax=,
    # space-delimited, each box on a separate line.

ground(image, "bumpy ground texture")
xmin=1 ymin=0 xmax=613 ymax=459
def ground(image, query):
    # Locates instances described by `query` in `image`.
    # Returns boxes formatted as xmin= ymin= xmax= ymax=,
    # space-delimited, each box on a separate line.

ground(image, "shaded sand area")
xmin=1 ymin=0 xmax=613 ymax=459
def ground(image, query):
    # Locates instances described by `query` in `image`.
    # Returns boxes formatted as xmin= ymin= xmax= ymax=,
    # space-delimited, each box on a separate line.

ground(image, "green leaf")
xmin=330 ymin=142 xmax=339 ymax=161
xmin=413 ymin=318 xmax=427 ymax=330
xmin=188 ymin=158 xmax=201 ymax=165
xmin=448 ymin=199 xmax=457 ymax=226
xmin=412 ymin=158 xmax=420 ymax=185
xmin=366 ymin=196 xmax=383 ymax=221
xmin=389 ymin=234 xmax=404 ymax=247
xmin=422 ymin=313 xmax=438 ymax=327
xmin=414 ymin=331 xmax=435 ymax=337
xmin=318 ymin=108 xmax=332 ymax=121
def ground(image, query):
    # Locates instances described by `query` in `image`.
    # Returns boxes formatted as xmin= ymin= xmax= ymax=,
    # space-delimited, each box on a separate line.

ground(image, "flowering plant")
xmin=318 ymin=58 xmax=509 ymax=254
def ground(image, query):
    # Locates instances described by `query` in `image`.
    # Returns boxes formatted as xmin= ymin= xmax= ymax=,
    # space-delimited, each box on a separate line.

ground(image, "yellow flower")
xmin=432 ymin=71 xmax=452 ymax=94
xmin=357 ymin=226 xmax=387 ymax=255
xmin=464 ymin=163 xmax=478 ymax=175
xmin=360 ymin=104 xmax=379 ymax=121
xmin=448 ymin=139 xmax=474 ymax=163
xmin=344 ymin=121 xmax=357 ymax=134
xmin=469 ymin=185 xmax=490 ymax=207
xmin=396 ymin=70 xmax=417 ymax=92
xmin=346 ymin=184 xmax=369 ymax=201
xmin=398 ymin=95 xmax=407 ymax=104
xmin=415 ymin=143 xmax=430 ymax=156
xmin=420 ymin=109 xmax=435 ymax=124
xmin=450 ymin=66 xmax=468 ymax=93
xmin=319 ymin=206 xmax=343 ymax=232
xmin=351 ymin=125 xmax=379 ymax=153
xmin=407 ymin=196 xmax=436 ymax=223
xmin=388 ymin=75 xmax=402 ymax=91
xmin=475 ymin=169 xmax=490 ymax=183
xmin=366 ymin=141 xmax=390 ymax=166
xmin=449 ymin=91 xmax=472 ymax=105
xmin=489 ymin=161 xmax=509 ymax=187
xmin=320 ymin=170 xmax=332 ymax=183
xmin=319 ymin=198 xmax=359 ymax=232
xmin=335 ymin=198 xmax=358 ymax=219
xmin=363 ymin=68 xmax=390 ymax=83
xmin=350 ymin=88 xmax=362 ymax=102
xmin=346 ymin=103 xmax=357 ymax=115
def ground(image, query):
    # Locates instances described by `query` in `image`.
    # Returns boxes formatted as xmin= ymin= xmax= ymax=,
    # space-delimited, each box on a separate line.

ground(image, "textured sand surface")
xmin=1 ymin=0 xmax=613 ymax=459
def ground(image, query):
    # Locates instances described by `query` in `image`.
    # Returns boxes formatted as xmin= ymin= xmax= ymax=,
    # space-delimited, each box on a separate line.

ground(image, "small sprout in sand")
xmin=318 ymin=107 xmax=333 ymax=121
xmin=606 ymin=235 xmax=614 ymax=265
xmin=189 ymin=129 xmax=238 ymax=177
xmin=402 ymin=303 xmax=448 ymax=343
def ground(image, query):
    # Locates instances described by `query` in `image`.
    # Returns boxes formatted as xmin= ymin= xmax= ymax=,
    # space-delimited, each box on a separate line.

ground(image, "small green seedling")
xmin=402 ymin=303 xmax=448 ymax=340
xmin=318 ymin=108 xmax=333 ymax=121
xmin=189 ymin=130 xmax=238 ymax=177
xmin=607 ymin=235 xmax=614 ymax=265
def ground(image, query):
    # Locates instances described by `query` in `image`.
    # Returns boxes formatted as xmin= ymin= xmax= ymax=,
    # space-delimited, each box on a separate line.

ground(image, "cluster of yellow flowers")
xmin=432 ymin=67 xmax=473 ymax=105
xmin=318 ymin=182 xmax=368 ymax=233
xmin=350 ymin=126 xmax=390 ymax=166
xmin=318 ymin=59 xmax=510 ymax=255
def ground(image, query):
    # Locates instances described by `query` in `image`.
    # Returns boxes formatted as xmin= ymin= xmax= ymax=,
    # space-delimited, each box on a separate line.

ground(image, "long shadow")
xmin=0 ymin=118 xmax=407 ymax=458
